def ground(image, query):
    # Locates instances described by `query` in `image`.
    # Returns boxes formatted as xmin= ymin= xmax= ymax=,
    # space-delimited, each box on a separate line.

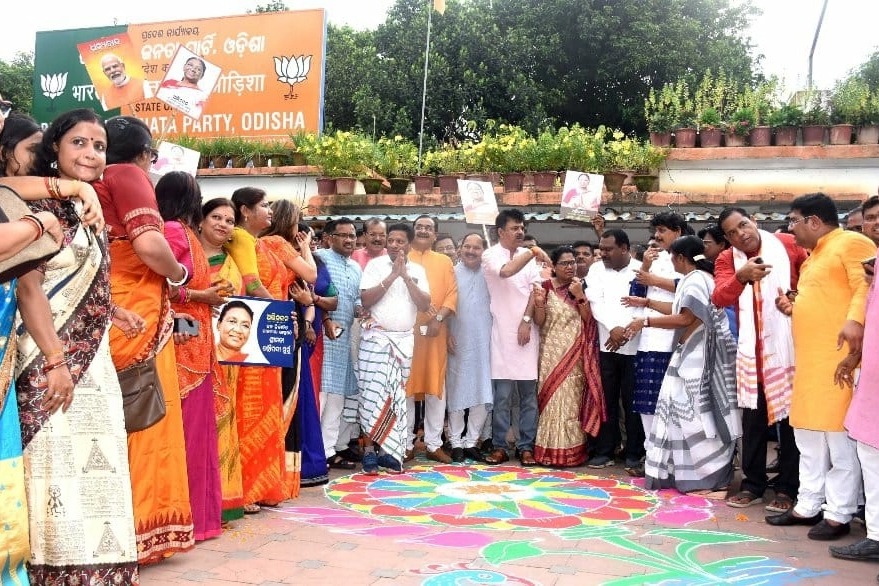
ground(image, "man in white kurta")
xmin=482 ymin=210 xmax=549 ymax=466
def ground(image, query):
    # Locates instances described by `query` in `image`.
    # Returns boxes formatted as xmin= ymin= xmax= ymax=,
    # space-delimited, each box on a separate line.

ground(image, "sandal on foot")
xmin=243 ymin=504 xmax=261 ymax=514
xmin=765 ymin=493 xmax=794 ymax=513
xmin=327 ymin=454 xmax=356 ymax=470
xmin=484 ymin=448 xmax=509 ymax=465
xmin=691 ymin=488 xmax=730 ymax=501
xmin=726 ymin=490 xmax=763 ymax=508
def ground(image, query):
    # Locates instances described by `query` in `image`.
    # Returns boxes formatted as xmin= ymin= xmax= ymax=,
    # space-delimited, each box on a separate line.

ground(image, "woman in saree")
xmin=532 ymin=246 xmax=605 ymax=467
xmin=155 ymin=171 xmax=227 ymax=541
xmin=0 ymin=109 xmax=65 ymax=585
xmin=13 ymin=108 xmax=140 ymax=583
xmin=94 ymin=115 xmax=194 ymax=563
xmin=624 ymin=235 xmax=740 ymax=497
xmin=264 ymin=206 xmax=332 ymax=488
xmin=226 ymin=187 xmax=313 ymax=510
xmin=198 ymin=197 xmax=245 ymax=522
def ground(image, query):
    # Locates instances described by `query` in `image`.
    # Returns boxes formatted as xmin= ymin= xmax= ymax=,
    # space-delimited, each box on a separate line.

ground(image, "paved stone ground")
xmin=140 ymin=456 xmax=878 ymax=585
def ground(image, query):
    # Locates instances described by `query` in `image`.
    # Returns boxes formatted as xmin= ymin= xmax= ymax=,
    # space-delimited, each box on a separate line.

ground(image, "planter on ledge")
xmin=724 ymin=132 xmax=747 ymax=147
xmin=829 ymin=124 xmax=854 ymax=145
xmin=388 ymin=177 xmax=410 ymax=194
xmin=315 ymin=177 xmax=336 ymax=195
xmin=412 ymin=174 xmax=436 ymax=194
xmin=334 ymin=177 xmax=357 ymax=195
xmin=801 ymin=125 xmax=826 ymax=146
xmin=699 ymin=128 xmax=722 ymax=147
xmin=674 ymin=128 xmax=696 ymax=148
xmin=749 ymin=126 xmax=772 ymax=147
xmin=532 ymin=171 xmax=558 ymax=191
xmin=502 ymin=172 xmax=525 ymax=193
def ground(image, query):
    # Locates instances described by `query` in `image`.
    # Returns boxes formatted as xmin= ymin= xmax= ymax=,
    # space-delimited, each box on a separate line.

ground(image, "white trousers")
xmin=448 ymin=404 xmax=490 ymax=449
xmin=858 ymin=442 xmax=879 ymax=541
xmin=793 ymin=428 xmax=861 ymax=523
xmin=407 ymin=394 xmax=446 ymax=452
xmin=320 ymin=392 xmax=356 ymax=459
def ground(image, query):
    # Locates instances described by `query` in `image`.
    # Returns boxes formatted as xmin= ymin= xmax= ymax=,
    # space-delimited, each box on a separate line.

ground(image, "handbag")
xmin=117 ymin=354 xmax=166 ymax=433
xmin=0 ymin=185 xmax=63 ymax=283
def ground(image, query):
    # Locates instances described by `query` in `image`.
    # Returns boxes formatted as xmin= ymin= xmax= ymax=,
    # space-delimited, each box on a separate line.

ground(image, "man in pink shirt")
xmin=352 ymin=217 xmax=387 ymax=270
xmin=481 ymin=209 xmax=551 ymax=466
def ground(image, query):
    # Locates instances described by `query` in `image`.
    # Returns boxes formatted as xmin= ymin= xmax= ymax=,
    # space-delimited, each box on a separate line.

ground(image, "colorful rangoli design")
xmin=325 ymin=464 xmax=659 ymax=530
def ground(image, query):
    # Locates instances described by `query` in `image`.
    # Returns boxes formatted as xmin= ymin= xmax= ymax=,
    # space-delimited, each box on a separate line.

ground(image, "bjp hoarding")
xmin=34 ymin=10 xmax=326 ymax=139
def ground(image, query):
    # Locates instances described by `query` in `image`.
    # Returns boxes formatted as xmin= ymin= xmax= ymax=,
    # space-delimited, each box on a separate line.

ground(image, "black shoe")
xmin=336 ymin=447 xmax=363 ymax=463
xmin=451 ymin=447 xmax=464 ymax=463
xmin=480 ymin=439 xmax=493 ymax=454
xmin=808 ymin=519 xmax=851 ymax=541
xmin=830 ymin=538 xmax=879 ymax=561
xmin=463 ymin=447 xmax=484 ymax=462
xmin=765 ymin=508 xmax=823 ymax=527
xmin=854 ymin=505 xmax=867 ymax=525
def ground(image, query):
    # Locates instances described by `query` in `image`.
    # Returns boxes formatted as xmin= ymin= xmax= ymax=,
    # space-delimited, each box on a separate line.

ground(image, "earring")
xmin=50 ymin=160 xmax=58 ymax=170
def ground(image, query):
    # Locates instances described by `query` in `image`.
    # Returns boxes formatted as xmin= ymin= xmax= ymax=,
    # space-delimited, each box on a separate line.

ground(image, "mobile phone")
xmin=173 ymin=317 xmax=200 ymax=336
xmin=333 ymin=325 xmax=345 ymax=338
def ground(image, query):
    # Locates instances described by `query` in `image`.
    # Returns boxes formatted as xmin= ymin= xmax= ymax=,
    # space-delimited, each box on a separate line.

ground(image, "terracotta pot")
xmin=437 ymin=174 xmax=460 ymax=194
xmin=724 ymin=132 xmax=747 ymax=147
xmin=230 ymin=155 xmax=248 ymax=168
xmin=334 ymin=177 xmax=357 ymax=195
xmin=649 ymin=132 xmax=672 ymax=147
xmin=361 ymin=178 xmax=382 ymax=194
xmin=699 ymin=128 xmax=722 ymax=147
xmin=749 ymin=126 xmax=772 ymax=147
xmin=829 ymin=124 xmax=854 ymax=145
xmin=315 ymin=177 xmax=336 ymax=196
xmin=412 ymin=174 xmax=436 ymax=194
xmin=291 ymin=152 xmax=307 ymax=166
xmin=774 ymin=126 xmax=798 ymax=146
xmin=632 ymin=174 xmax=659 ymax=192
xmin=674 ymin=128 xmax=696 ymax=148
xmin=388 ymin=177 xmax=410 ymax=194
xmin=210 ymin=155 xmax=229 ymax=169
xmin=532 ymin=171 xmax=558 ymax=191
xmin=857 ymin=124 xmax=879 ymax=145
xmin=502 ymin=172 xmax=525 ymax=193
xmin=465 ymin=173 xmax=489 ymax=182
xmin=802 ymin=125 xmax=826 ymax=146
xmin=603 ymin=171 xmax=627 ymax=195
xmin=488 ymin=172 xmax=502 ymax=188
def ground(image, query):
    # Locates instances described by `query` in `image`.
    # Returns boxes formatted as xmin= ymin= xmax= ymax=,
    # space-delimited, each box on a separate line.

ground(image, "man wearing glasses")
xmin=715 ymin=207 xmax=807 ymax=516
xmin=768 ymin=193 xmax=874 ymax=541
xmin=314 ymin=218 xmax=364 ymax=470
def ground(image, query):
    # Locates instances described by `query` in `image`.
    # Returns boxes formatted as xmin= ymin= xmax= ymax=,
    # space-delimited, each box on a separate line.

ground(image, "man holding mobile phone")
xmin=314 ymin=218 xmax=364 ymax=470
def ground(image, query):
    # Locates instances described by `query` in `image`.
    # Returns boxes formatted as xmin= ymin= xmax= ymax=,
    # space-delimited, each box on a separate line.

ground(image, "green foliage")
xmin=767 ymin=104 xmax=804 ymax=128
xmin=248 ymin=1 xmax=288 ymax=13
xmin=293 ymin=130 xmax=373 ymax=177
xmin=0 ymin=52 xmax=35 ymax=114
xmin=829 ymin=77 xmax=879 ymax=126
xmin=802 ymin=91 xmax=829 ymax=126
xmin=698 ymin=107 xmax=722 ymax=129
xmin=727 ymin=107 xmax=756 ymax=136
xmin=373 ymin=135 xmax=418 ymax=177
xmin=855 ymin=49 xmax=879 ymax=93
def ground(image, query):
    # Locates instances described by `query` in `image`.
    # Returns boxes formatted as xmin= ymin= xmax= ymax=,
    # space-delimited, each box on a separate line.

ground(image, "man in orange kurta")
xmin=406 ymin=215 xmax=458 ymax=463
xmin=766 ymin=193 xmax=874 ymax=541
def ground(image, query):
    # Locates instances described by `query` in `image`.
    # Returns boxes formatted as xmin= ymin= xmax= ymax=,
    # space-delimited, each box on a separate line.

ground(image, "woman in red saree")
xmin=95 ymin=116 xmax=194 ymax=563
xmin=156 ymin=171 xmax=227 ymax=541
xmin=533 ymin=246 xmax=605 ymax=467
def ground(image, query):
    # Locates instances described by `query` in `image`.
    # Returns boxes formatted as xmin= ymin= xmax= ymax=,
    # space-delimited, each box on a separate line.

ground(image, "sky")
xmin=3 ymin=0 xmax=878 ymax=92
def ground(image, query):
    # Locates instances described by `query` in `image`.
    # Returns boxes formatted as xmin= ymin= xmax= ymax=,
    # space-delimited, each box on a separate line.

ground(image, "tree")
xmin=249 ymin=1 xmax=289 ymax=13
xmin=0 ymin=52 xmax=35 ymax=115
xmin=856 ymin=50 xmax=879 ymax=93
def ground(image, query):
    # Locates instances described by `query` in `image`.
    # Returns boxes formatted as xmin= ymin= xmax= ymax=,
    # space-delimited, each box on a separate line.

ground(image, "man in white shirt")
xmin=586 ymin=228 xmax=644 ymax=468
xmin=358 ymin=223 xmax=431 ymax=474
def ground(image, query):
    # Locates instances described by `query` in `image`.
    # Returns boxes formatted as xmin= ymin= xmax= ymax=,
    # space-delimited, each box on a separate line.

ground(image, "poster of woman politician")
xmin=156 ymin=45 xmax=221 ymax=119
xmin=214 ymin=296 xmax=296 ymax=367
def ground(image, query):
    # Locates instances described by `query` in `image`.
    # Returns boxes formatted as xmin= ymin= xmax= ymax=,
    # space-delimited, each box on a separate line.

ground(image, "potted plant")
xmin=768 ymin=104 xmax=804 ymax=146
xmin=631 ymin=141 xmax=667 ymax=192
xmin=644 ymin=85 xmax=678 ymax=147
xmin=725 ymin=107 xmax=756 ymax=147
xmin=801 ymin=92 xmax=829 ymax=146
xmin=829 ymin=77 xmax=863 ymax=144
xmin=698 ymin=107 xmax=723 ymax=147
xmin=675 ymin=106 xmax=698 ymax=148
xmin=375 ymin=136 xmax=417 ymax=194
xmin=604 ymin=132 xmax=638 ymax=194
xmin=857 ymin=89 xmax=879 ymax=144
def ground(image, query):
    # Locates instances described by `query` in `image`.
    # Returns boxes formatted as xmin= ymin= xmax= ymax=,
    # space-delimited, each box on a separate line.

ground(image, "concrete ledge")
xmin=197 ymin=164 xmax=320 ymax=176
xmin=666 ymin=144 xmax=879 ymax=161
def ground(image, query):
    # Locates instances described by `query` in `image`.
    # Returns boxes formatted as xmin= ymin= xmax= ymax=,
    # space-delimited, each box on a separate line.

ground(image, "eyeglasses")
xmin=787 ymin=215 xmax=813 ymax=228
xmin=556 ymin=260 xmax=576 ymax=267
xmin=0 ymin=101 xmax=13 ymax=118
xmin=145 ymin=146 xmax=158 ymax=164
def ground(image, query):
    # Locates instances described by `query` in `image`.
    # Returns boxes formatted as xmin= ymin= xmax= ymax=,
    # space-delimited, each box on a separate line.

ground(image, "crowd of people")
xmin=1 ymin=100 xmax=879 ymax=584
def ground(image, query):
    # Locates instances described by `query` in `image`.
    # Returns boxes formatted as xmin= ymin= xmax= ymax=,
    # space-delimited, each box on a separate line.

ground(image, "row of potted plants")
xmin=645 ymin=70 xmax=879 ymax=148
xmin=293 ymin=124 xmax=668 ymax=195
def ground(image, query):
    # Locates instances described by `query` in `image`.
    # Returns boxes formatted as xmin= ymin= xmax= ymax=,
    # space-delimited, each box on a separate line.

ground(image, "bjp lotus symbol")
xmin=273 ymin=54 xmax=311 ymax=99
xmin=41 ymin=73 xmax=68 ymax=111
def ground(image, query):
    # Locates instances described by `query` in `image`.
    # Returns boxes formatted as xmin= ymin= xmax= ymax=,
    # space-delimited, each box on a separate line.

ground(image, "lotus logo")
xmin=41 ymin=73 xmax=68 ymax=100
xmin=273 ymin=55 xmax=311 ymax=99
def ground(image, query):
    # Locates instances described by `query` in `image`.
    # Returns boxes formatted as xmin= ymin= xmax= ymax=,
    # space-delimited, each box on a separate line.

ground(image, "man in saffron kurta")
xmin=406 ymin=215 xmax=458 ymax=463
xmin=767 ymin=193 xmax=874 ymax=541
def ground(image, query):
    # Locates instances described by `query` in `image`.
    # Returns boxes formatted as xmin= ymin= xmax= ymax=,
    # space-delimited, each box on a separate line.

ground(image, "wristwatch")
xmin=435 ymin=314 xmax=444 ymax=322
xmin=522 ymin=315 xmax=533 ymax=323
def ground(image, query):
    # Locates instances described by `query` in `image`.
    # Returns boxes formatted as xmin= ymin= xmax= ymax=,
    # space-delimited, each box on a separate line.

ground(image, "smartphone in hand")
xmin=173 ymin=317 xmax=200 ymax=336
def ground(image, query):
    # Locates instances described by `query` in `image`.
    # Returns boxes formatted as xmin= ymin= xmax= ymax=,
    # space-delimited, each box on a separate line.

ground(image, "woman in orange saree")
xmin=95 ymin=116 xmax=194 ymax=563
xmin=200 ymin=198 xmax=245 ymax=522
xmin=227 ymin=187 xmax=312 ymax=510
